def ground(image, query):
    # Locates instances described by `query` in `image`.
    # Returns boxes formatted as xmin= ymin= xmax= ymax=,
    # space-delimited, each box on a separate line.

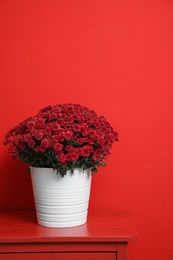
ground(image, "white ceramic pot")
xmin=30 ymin=167 xmax=92 ymax=228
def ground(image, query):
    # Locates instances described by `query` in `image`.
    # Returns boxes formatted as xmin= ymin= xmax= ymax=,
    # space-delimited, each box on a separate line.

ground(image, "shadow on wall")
xmin=0 ymin=156 xmax=35 ymax=211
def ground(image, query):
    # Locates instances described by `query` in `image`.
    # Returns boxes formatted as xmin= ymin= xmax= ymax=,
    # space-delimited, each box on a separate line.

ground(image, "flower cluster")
xmin=4 ymin=104 xmax=118 ymax=177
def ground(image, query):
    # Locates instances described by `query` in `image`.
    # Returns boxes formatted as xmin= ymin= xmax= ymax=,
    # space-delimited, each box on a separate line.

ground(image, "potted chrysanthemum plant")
xmin=4 ymin=104 xmax=118 ymax=227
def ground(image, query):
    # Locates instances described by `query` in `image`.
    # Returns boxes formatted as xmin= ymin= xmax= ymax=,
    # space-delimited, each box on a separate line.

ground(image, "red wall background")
xmin=0 ymin=0 xmax=173 ymax=259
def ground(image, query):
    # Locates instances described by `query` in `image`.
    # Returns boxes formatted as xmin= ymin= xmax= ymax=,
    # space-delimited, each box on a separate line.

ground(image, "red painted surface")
xmin=0 ymin=1 xmax=173 ymax=260
xmin=0 ymin=211 xmax=138 ymax=260
xmin=0 ymin=211 xmax=138 ymax=243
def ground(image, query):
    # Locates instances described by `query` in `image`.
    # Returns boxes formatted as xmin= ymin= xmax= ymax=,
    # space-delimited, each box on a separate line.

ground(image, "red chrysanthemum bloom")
xmin=3 ymin=103 xmax=118 ymax=177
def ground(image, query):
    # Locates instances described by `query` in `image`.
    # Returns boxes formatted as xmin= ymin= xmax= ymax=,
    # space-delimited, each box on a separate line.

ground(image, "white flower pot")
xmin=30 ymin=167 xmax=92 ymax=228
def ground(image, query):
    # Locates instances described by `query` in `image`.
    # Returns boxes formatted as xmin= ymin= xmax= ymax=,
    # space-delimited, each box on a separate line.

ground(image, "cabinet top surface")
xmin=0 ymin=210 xmax=138 ymax=243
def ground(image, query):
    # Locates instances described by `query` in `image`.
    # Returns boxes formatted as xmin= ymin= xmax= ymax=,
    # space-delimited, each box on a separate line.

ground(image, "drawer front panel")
xmin=0 ymin=253 xmax=116 ymax=260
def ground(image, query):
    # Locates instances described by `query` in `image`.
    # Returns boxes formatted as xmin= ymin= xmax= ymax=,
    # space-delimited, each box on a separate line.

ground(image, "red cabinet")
xmin=0 ymin=211 xmax=138 ymax=260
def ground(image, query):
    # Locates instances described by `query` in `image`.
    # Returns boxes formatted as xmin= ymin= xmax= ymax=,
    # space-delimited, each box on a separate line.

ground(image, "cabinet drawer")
xmin=0 ymin=253 xmax=116 ymax=260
